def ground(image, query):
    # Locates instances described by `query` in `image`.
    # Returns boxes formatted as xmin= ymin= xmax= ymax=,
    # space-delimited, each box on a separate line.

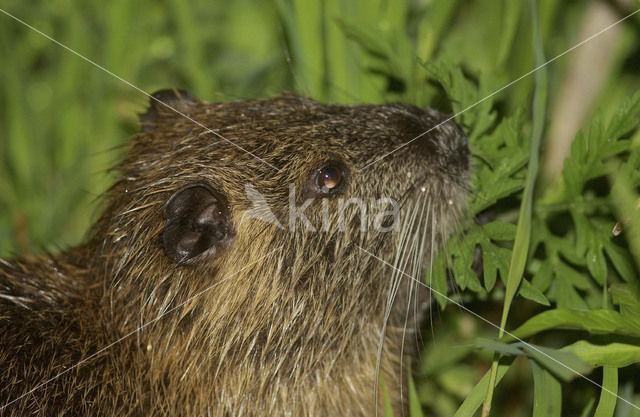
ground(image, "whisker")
xmin=398 ymin=194 xmax=427 ymax=413
xmin=374 ymin=195 xmax=420 ymax=414
xmin=429 ymin=199 xmax=438 ymax=342
xmin=415 ymin=191 xmax=431 ymax=349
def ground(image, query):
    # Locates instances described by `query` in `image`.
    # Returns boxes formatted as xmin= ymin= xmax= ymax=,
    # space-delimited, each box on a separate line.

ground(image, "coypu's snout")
xmin=393 ymin=105 xmax=470 ymax=181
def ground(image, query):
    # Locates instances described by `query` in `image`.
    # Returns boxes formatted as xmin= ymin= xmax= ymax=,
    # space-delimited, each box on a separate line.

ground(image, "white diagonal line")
xmin=358 ymin=7 xmax=640 ymax=171
xmin=0 ymin=246 xmax=283 ymax=410
xmin=0 ymin=8 xmax=281 ymax=173
xmin=356 ymin=244 xmax=640 ymax=411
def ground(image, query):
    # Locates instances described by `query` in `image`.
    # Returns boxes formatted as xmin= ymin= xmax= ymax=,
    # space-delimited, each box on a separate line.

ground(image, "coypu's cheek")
xmin=162 ymin=183 xmax=235 ymax=264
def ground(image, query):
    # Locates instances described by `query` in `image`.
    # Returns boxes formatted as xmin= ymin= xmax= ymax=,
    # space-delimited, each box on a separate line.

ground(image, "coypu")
xmin=0 ymin=90 xmax=470 ymax=416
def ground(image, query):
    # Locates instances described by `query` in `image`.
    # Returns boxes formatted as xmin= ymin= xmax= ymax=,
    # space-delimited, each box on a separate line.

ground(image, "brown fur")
xmin=0 ymin=93 xmax=469 ymax=416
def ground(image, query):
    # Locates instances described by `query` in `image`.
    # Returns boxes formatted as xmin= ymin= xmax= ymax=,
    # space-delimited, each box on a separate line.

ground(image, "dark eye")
xmin=316 ymin=166 xmax=342 ymax=191
xmin=307 ymin=162 xmax=348 ymax=196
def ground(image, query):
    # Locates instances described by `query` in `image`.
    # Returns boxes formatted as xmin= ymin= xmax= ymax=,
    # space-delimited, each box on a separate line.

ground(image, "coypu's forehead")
xmin=200 ymin=95 xmax=456 ymax=152
xmin=137 ymin=94 xmax=468 ymax=172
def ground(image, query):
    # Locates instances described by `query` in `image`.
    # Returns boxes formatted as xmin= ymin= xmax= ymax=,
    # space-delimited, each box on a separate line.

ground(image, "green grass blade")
xmin=415 ymin=0 xmax=459 ymax=61
xmin=453 ymin=361 xmax=512 ymax=417
xmin=407 ymin=365 xmax=424 ymax=417
xmin=379 ymin=371 xmax=395 ymax=417
xmin=483 ymin=0 xmax=547 ymax=414
xmin=531 ymin=360 xmax=562 ymax=417
xmin=496 ymin=0 xmax=523 ymax=66
xmin=499 ymin=0 xmax=548 ymax=340
xmin=593 ymin=367 xmax=618 ymax=417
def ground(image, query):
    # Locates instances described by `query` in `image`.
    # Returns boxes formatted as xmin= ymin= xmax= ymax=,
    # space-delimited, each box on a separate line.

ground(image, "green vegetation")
xmin=1 ymin=0 xmax=640 ymax=415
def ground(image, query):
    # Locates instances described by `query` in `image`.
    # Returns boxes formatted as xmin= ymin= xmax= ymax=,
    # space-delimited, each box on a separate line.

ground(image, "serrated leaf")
xmin=605 ymin=90 xmax=640 ymax=140
xmin=482 ymin=221 xmax=517 ymax=240
xmin=610 ymin=283 xmax=640 ymax=318
xmin=427 ymin=253 xmax=449 ymax=309
xmin=478 ymin=223 xmax=513 ymax=292
xmin=494 ymin=247 xmax=512 ymax=285
xmin=468 ymin=79 xmax=498 ymax=140
xmin=556 ymin=237 xmax=587 ymax=266
xmin=518 ymin=278 xmax=550 ymax=306
xmin=562 ymin=156 xmax=583 ymax=197
xmin=603 ymin=240 xmax=636 ymax=282
xmin=471 ymin=177 xmax=524 ymax=213
xmin=531 ymin=260 xmax=553 ymax=292
xmin=336 ymin=17 xmax=391 ymax=60
xmin=422 ymin=61 xmax=497 ymax=141
xmin=494 ymin=149 xmax=530 ymax=177
xmin=601 ymin=140 xmax=631 ymax=159
xmin=560 ymin=91 xmax=639 ymax=205
xmin=481 ymin=243 xmax=498 ymax=292
xmin=585 ymin=246 xmax=607 ymax=286
xmin=555 ymin=271 xmax=589 ymax=310
xmin=335 ymin=16 xmax=414 ymax=94
xmin=610 ymin=159 xmax=640 ymax=270
xmin=556 ymin=261 xmax=592 ymax=290
xmin=451 ymin=236 xmax=483 ymax=292
xmin=572 ymin=211 xmax=591 ymax=257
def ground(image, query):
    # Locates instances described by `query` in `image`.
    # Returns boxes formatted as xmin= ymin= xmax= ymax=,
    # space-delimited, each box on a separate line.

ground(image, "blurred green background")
xmin=2 ymin=1 xmax=640 ymax=416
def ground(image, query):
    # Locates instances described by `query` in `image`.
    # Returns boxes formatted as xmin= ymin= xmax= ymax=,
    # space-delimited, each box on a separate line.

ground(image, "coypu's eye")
xmin=307 ymin=162 xmax=348 ymax=197
xmin=317 ymin=166 xmax=342 ymax=191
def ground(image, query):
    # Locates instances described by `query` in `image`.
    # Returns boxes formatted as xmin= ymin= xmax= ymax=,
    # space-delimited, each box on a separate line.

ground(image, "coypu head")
xmin=92 ymin=89 xmax=469 ymax=412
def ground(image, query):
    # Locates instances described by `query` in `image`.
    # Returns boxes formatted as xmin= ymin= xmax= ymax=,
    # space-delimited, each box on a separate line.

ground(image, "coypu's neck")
xmin=84 ymin=210 xmax=410 ymax=413
xmin=1 ymin=249 xmax=98 ymax=310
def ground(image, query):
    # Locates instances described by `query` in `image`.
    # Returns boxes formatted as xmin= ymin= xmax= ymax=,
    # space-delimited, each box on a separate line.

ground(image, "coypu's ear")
xmin=162 ymin=183 xmax=235 ymax=264
xmin=141 ymin=88 xmax=199 ymax=132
